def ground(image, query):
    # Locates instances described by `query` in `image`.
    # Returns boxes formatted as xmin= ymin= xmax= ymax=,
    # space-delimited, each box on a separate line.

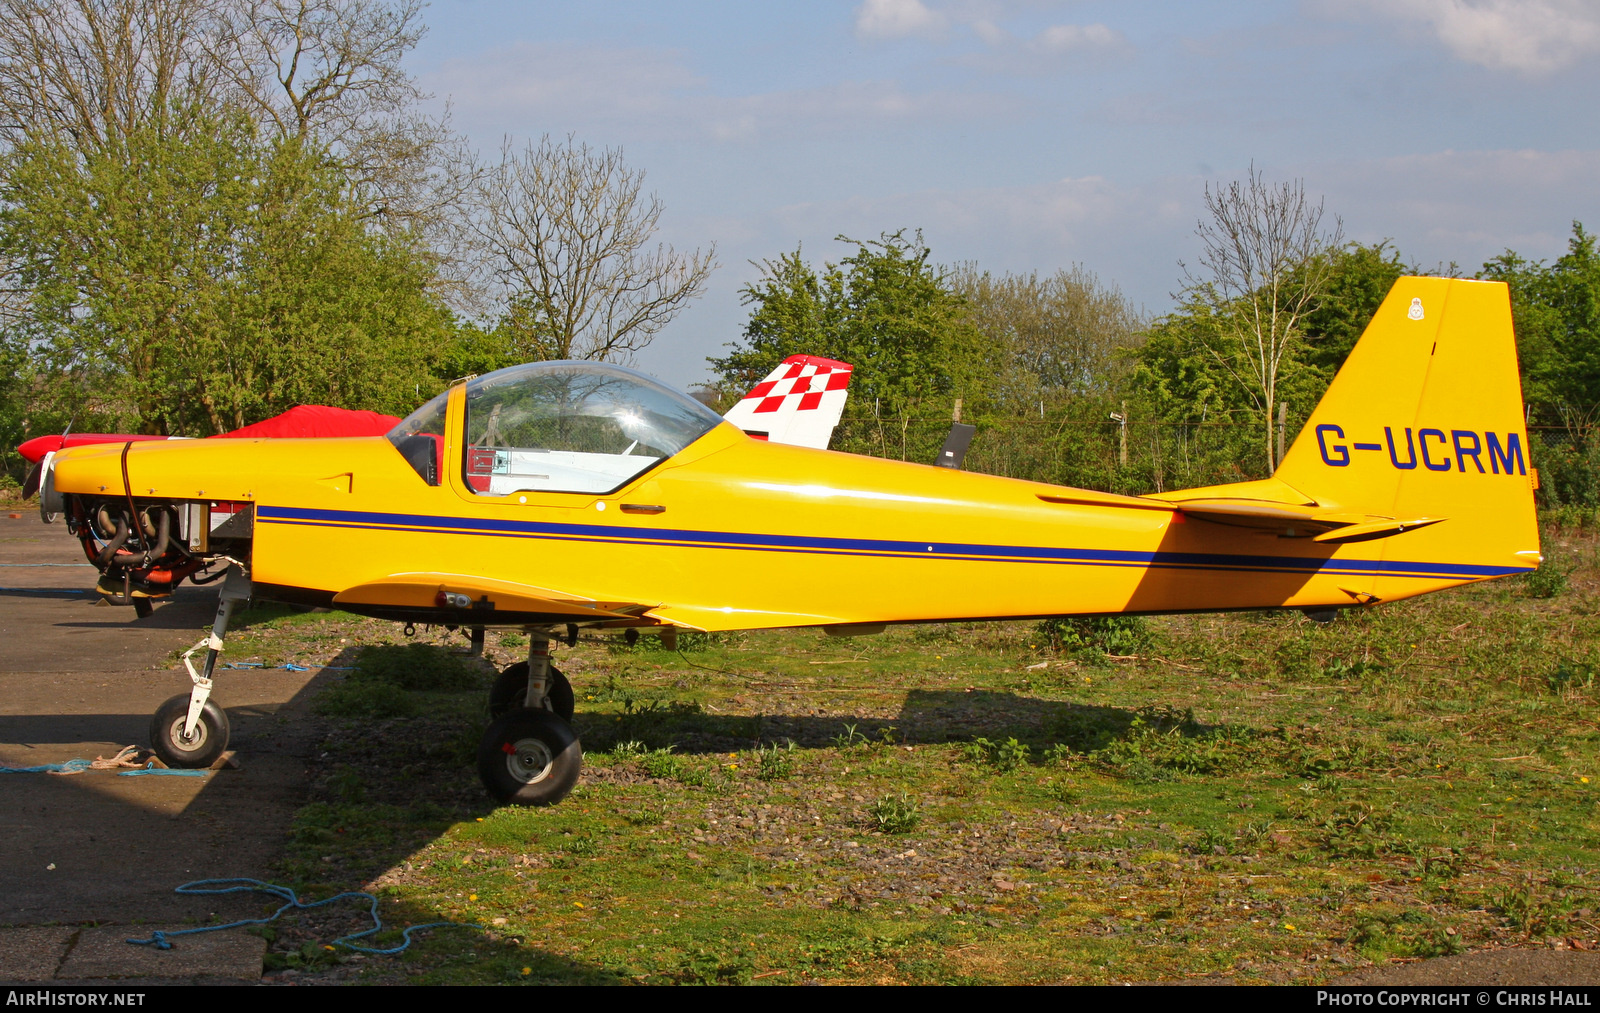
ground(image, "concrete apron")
xmin=0 ymin=510 xmax=321 ymax=982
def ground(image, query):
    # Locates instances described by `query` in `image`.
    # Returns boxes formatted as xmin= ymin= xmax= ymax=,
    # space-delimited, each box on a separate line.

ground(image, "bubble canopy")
xmin=394 ymin=361 xmax=725 ymax=496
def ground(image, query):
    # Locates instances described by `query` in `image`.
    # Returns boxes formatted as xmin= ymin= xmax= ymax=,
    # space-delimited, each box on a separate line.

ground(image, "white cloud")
xmin=427 ymin=44 xmax=701 ymax=128
xmin=426 ymin=43 xmax=1012 ymax=143
xmin=1315 ymin=148 xmax=1600 ymax=260
xmin=855 ymin=0 xmax=948 ymax=40
xmin=1031 ymin=23 xmax=1125 ymax=55
xmin=1338 ymin=0 xmax=1600 ymax=73
xmin=855 ymin=2 xmax=1131 ymax=64
xmin=957 ymin=18 xmax=1132 ymax=73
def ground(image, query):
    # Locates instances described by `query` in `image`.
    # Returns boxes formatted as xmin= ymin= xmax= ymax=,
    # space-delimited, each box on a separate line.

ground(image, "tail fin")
xmin=723 ymin=354 xmax=853 ymax=450
xmin=1274 ymin=276 xmax=1541 ymax=597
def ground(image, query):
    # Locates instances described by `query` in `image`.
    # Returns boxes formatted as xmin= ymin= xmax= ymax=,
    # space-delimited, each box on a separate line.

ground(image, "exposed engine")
xmin=65 ymin=493 xmax=252 ymax=612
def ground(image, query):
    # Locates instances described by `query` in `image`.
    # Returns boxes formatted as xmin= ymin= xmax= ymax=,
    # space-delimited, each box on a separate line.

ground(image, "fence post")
xmin=953 ymin=398 xmax=962 ymax=423
xmin=1118 ymin=401 xmax=1128 ymax=468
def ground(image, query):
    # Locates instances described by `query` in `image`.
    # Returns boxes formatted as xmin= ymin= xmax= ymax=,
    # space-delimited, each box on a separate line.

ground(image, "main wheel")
xmin=477 ymin=708 xmax=581 ymax=806
xmin=489 ymin=663 xmax=575 ymax=722
xmin=149 ymin=693 xmax=230 ymax=769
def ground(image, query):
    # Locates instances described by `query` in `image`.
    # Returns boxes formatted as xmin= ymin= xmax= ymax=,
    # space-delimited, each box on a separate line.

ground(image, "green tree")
xmin=1130 ymin=241 xmax=1410 ymax=483
xmin=949 ymin=264 xmax=1141 ymax=413
xmin=1 ymin=110 xmax=453 ymax=436
xmin=1480 ymin=222 xmax=1600 ymax=508
xmin=1296 ymin=240 xmax=1409 ymax=382
xmin=1481 ymin=223 xmax=1600 ymax=431
xmin=712 ymin=231 xmax=983 ymax=419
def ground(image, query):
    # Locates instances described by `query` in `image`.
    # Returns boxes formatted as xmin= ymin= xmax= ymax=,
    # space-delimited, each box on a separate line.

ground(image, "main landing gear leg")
xmin=477 ymin=627 xmax=581 ymax=806
xmin=149 ymin=565 xmax=249 ymax=769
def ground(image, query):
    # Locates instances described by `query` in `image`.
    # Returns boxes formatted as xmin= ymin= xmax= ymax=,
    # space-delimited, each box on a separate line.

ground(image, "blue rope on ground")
xmin=221 ymin=662 xmax=351 ymax=671
xmin=0 ymin=758 xmax=91 ymax=774
xmin=125 ymin=878 xmax=479 ymax=956
xmin=119 ymin=764 xmax=207 ymax=778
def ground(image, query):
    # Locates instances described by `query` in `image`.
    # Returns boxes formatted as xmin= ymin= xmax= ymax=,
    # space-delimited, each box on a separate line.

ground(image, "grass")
xmin=225 ymin=526 xmax=1600 ymax=984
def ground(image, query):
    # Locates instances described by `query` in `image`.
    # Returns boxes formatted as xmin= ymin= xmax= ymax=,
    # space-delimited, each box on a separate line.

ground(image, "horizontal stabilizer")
xmin=1312 ymin=517 xmax=1445 ymax=544
xmin=1039 ymin=486 xmax=1443 ymax=542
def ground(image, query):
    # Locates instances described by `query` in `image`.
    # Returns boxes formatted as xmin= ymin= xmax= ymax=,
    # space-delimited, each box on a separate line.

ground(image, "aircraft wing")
xmin=332 ymin=573 xmax=657 ymax=621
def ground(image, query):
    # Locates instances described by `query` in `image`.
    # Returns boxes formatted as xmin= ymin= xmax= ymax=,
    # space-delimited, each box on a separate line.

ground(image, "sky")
xmin=409 ymin=0 xmax=1600 ymax=389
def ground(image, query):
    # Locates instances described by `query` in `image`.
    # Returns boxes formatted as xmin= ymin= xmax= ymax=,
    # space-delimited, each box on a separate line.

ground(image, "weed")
xmin=607 ymin=631 xmax=724 ymax=654
xmin=754 ymin=741 xmax=796 ymax=781
xmin=1035 ymin=615 xmax=1150 ymax=659
xmin=1546 ymin=660 xmax=1596 ymax=694
xmin=325 ymin=765 xmax=366 ymax=804
xmin=1347 ymin=909 xmax=1463 ymax=960
xmin=1321 ymin=658 xmax=1389 ymax=681
xmin=960 ymin=736 xmax=1030 ymax=772
xmin=1043 ymin=780 xmax=1080 ymax=804
xmin=641 ymin=748 xmax=684 ymax=780
xmin=1414 ymin=848 xmax=1465 ymax=882
xmin=867 ymin=792 xmax=922 ymax=834
xmin=1520 ymin=558 xmax=1573 ymax=598
xmin=667 ymin=948 xmax=753 ymax=985
xmin=1312 ymin=802 xmax=1401 ymax=859
xmin=833 ymin=723 xmax=869 ymax=749
xmin=1091 ymin=706 xmax=1275 ymax=781
xmin=674 ymin=761 xmax=724 ymax=790
xmin=311 ymin=642 xmax=488 ymax=718
xmin=1493 ymin=885 xmax=1569 ymax=938
xmin=1042 ymin=742 xmax=1075 ymax=766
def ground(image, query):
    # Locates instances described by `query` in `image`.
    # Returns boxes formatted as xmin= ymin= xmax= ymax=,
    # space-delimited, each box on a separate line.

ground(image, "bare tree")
xmin=469 ymin=134 xmax=716 ymax=363
xmin=0 ymin=0 xmax=474 ymax=299
xmin=202 ymin=0 xmax=470 ymax=231
xmin=951 ymin=264 xmax=1142 ymax=410
xmin=0 ymin=0 xmax=220 ymax=149
xmin=1182 ymin=166 xmax=1343 ymax=471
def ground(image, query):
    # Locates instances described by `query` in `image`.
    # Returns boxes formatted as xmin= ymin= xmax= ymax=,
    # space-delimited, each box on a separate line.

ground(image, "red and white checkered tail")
xmin=722 ymin=354 xmax=853 ymax=450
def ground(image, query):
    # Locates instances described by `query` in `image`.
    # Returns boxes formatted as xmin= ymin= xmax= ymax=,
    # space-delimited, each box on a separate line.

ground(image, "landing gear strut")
xmin=149 ymin=565 xmax=249 ymax=769
xmin=476 ymin=628 xmax=581 ymax=806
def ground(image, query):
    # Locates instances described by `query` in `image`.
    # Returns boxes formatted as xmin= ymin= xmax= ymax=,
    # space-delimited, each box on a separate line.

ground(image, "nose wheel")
xmin=150 ymin=693 xmax=230 ymax=768
xmin=148 ymin=565 xmax=249 ymax=769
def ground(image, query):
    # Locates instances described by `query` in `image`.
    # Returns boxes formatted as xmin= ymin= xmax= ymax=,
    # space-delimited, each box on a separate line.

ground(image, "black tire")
xmin=489 ymin=663 xmax=574 ymax=722
xmin=149 ymin=693 xmax=230 ymax=769
xmin=132 ymin=598 xmax=154 ymax=619
xmin=477 ymin=708 xmax=581 ymax=806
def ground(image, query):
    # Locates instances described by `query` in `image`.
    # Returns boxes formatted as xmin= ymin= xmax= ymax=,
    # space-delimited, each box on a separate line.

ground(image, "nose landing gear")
xmin=149 ymin=565 xmax=250 ymax=769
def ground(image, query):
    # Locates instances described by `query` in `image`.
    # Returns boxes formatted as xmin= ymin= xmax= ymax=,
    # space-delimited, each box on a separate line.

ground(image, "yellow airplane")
xmin=36 ymin=277 xmax=1540 ymax=806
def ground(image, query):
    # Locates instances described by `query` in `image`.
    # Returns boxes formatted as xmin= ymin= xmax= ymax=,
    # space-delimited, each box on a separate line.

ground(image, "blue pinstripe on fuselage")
xmin=255 ymin=505 xmax=1525 ymax=581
